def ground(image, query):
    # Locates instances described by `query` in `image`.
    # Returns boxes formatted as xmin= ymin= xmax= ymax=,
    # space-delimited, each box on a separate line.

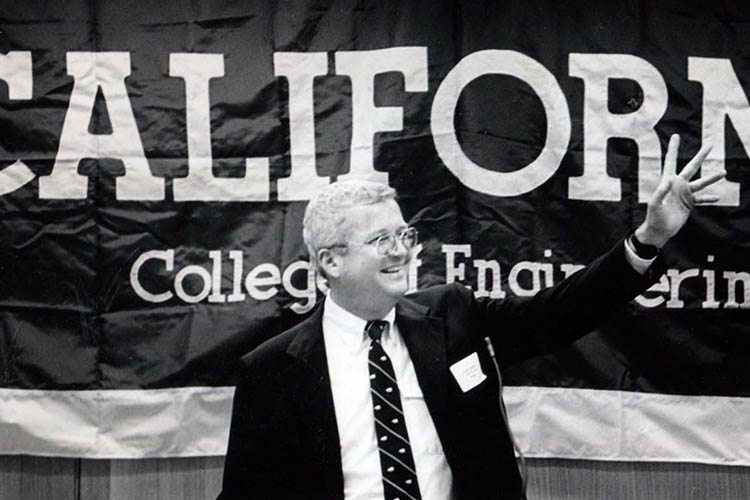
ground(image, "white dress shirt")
xmin=321 ymin=241 xmax=649 ymax=499
xmin=323 ymin=295 xmax=454 ymax=500
xmin=623 ymin=238 xmax=657 ymax=274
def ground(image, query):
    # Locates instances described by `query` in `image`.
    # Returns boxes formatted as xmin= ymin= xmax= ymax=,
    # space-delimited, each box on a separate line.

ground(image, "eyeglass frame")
xmin=325 ymin=227 xmax=419 ymax=255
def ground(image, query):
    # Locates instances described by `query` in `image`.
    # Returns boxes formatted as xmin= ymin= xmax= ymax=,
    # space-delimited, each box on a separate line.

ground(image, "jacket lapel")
xmin=396 ymin=298 xmax=450 ymax=442
xmin=286 ymin=305 xmax=345 ymax=499
xmin=282 ymin=297 xmax=450 ymax=499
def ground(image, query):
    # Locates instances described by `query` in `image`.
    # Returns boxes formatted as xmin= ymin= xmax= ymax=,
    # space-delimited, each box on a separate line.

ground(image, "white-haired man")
xmin=219 ymin=136 xmax=723 ymax=500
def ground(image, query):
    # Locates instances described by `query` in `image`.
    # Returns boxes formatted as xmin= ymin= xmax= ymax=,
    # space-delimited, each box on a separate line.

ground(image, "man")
xmin=218 ymin=135 xmax=724 ymax=500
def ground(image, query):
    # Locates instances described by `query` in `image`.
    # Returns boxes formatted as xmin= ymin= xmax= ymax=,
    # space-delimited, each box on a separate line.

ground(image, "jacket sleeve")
xmin=217 ymin=358 xmax=270 ymax=500
xmin=471 ymin=239 xmax=665 ymax=367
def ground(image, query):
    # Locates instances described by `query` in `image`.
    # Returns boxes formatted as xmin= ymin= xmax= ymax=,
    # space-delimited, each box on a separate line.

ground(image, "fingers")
xmin=689 ymin=170 xmax=726 ymax=192
xmin=680 ymin=143 xmax=713 ymax=180
xmin=663 ymin=134 xmax=680 ymax=177
xmin=694 ymin=194 xmax=720 ymax=205
xmin=677 ymin=185 xmax=695 ymax=210
xmin=650 ymin=177 xmax=673 ymax=206
xmin=655 ymin=137 xmax=722 ymax=208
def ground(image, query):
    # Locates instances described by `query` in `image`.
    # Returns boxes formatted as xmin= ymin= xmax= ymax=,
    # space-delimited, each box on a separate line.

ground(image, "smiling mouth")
xmin=381 ymin=265 xmax=404 ymax=274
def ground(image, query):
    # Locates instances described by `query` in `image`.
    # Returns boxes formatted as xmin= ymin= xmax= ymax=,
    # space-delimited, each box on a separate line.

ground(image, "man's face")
xmin=329 ymin=199 xmax=411 ymax=317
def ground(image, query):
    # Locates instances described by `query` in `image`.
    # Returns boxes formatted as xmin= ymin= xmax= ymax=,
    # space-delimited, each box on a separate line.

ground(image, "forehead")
xmin=343 ymin=199 xmax=406 ymax=238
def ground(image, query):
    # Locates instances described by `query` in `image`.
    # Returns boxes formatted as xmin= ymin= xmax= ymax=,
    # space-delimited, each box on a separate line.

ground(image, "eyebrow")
xmin=364 ymin=231 xmax=388 ymax=243
xmin=364 ymin=225 xmax=408 ymax=242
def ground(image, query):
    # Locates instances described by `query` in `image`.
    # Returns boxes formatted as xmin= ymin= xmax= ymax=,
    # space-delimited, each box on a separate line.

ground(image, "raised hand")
xmin=635 ymin=134 xmax=726 ymax=248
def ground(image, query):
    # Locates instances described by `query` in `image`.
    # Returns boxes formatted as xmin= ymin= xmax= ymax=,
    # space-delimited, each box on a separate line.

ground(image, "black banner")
xmin=0 ymin=0 xmax=748 ymax=403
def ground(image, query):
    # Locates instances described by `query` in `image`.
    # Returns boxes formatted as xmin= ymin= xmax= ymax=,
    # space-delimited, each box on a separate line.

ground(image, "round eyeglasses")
xmin=364 ymin=227 xmax=418 ymax=255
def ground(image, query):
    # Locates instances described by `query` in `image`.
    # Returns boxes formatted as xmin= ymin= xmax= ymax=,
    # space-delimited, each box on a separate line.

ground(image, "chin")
xmin=379 ymin=276 xmax=409 ymax=299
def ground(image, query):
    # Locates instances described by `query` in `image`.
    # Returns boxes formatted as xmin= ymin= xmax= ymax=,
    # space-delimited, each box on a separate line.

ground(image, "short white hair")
xmin=303 ymin=180 xmax=396 ymax=273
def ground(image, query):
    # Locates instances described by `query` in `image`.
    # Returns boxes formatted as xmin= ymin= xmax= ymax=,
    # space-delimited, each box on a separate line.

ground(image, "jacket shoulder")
xmin=404 ymin=282 xmax=475 ymax=313
xmin=238 ymin=307 xmax=321 ymax=372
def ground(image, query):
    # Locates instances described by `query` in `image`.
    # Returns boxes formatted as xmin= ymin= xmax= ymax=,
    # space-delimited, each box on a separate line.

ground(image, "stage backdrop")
xmin=0 ymin=0 xmax=748 ymax=464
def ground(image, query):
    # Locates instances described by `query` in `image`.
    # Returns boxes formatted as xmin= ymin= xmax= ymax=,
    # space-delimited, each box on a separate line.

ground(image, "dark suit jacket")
xmin=218 ymin=241 xmax=662 ymax=500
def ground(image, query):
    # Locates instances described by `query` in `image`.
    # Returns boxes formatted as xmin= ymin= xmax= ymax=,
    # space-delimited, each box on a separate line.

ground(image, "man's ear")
xmin=317 ymin=248 xmax=341 ymax=279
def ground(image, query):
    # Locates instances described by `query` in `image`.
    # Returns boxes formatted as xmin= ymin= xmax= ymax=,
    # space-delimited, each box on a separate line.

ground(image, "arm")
xmin=479 ymin=134 xmax=725 ymax=365
xmin=218 ymin=353 xmax=290 ymax=500
xmin=217 ymin=362 xmax=264 ymax=500
xmin=476 ymin=240 xmax=661 ymax=366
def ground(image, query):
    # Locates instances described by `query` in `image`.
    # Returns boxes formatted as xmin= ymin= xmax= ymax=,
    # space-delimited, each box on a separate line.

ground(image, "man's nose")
xmin=388 ymin=237 xmax=410 ymax=257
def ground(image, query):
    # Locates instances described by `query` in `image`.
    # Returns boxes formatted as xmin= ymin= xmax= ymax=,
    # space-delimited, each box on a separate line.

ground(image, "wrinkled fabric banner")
xmin=0 ymin=0 xmax=748 ymax=459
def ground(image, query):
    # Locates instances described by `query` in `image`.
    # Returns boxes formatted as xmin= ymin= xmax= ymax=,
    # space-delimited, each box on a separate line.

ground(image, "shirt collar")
xmin=323 ymin=294 xmax=396 ymax=355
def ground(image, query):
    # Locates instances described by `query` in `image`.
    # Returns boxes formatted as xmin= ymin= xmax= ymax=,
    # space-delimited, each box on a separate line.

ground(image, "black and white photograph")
xmin=0 ymin=1 xmax=748 ymax=498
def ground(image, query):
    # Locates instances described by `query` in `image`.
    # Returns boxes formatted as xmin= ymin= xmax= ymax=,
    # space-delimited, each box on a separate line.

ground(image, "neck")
xmin=329 ymin=290 xmax=397 ymax=321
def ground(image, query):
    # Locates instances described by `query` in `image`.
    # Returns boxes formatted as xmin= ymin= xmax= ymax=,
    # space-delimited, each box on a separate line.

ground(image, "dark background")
xmin=0 ymin=0 xmax=747 ymax=395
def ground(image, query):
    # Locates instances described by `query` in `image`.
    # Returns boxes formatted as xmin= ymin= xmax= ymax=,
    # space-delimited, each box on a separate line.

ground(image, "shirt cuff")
xmin=623 ymin=238 xmax=656 ymax=275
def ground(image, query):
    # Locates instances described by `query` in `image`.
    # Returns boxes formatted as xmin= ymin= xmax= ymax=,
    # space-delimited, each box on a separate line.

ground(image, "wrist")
xmin=629 ymin=230 xmax=660 ymax=260
xmin=634 ymin=223 xmax=668 ymax=249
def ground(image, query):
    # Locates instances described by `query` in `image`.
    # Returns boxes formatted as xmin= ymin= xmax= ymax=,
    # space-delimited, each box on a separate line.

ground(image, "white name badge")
xmin=449 ymin=352 xmax=487 ymax=392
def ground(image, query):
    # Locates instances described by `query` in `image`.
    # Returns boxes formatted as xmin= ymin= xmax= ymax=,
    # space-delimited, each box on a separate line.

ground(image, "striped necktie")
xmin=366 ymin=320 xmax=422 ymax=500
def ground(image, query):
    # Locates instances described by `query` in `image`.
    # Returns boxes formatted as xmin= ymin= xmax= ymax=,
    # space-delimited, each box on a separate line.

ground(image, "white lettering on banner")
xmin=0 ymin=51 xmax=32 ymax=100
xmin=208 ymin=250 xmax=227 ymax=303
xmin=568 ymin=54 xmax=668 ymax=202
xmin=560 ymin=263 xmax=585 ymax=279
xmin=474 ymin=258 xmax=506 ymax=299
xmin=443 ymin=244 xmax=508 ymax=299
xmin=439 ymin=244 xmax=749 ymax=310
xmin=0 ymin=52 xmax=35 ymax=196
xmin=0 ymin=49 xmax=743 ymax=205
xmin=130 ymin=245 xmax=750 ymax=311
xmin=130 ymin=250 xmax=325 ymax=314
xmin=38 ymin=52 xmax=164 ymax=200
xmin=245 ymin=262 xmax=281 ymax=300
xmin=282 ymin=261 xmax=318 ymax=314
xmin=432 ymin=50 xmax=571 ymax=197
xmin=702 ymin=255 xmax=720 ymax=309
xmin=335 ymin=47 xmax=429 ymax=183
xmin=508 ymin=259 xmax=554 ymax=297
xmin=170 ymin=53 xmax=270 ymax=201
xmin=634 ymin=275 xmax=669 ymax=308
xmin=175 ymin=265 xmax=212 ymax=303
xmin=724 ymin=271 xmax=750 ymax=308
xmin=688 ymin=58 xmax=745 ymax=206
xmin=665 ymin=268 xmax=701 ymax=308
xmin=227 ymin=250 xmax=246 ymax=302
xmin=130 ymin=250 xmax=175 ymax=303
xmin=274 ymin=52 xmax=329 ymax=201
xmin=443 ymin=244 xmax=471 ymax=283
xmin=407 ymin=243 xmax=423 ymax=294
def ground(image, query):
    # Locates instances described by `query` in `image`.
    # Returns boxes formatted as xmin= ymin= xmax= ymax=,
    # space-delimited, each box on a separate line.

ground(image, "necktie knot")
xmin=366 ymin=320 xmax=389 ymax=342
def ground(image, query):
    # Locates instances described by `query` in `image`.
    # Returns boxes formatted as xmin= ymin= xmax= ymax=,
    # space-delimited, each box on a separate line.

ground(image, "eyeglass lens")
xmin=376 ymin=228 xmax=417 ymax=254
